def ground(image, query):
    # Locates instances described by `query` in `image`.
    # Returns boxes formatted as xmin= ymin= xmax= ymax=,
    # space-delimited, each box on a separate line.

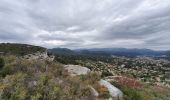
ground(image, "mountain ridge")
xmin=49 ymin=47 xmax=170 ymax=57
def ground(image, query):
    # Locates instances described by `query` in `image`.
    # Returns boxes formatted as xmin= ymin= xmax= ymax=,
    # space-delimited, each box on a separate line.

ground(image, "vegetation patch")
xmin=0 ymin=43 xmax=46 ymax=55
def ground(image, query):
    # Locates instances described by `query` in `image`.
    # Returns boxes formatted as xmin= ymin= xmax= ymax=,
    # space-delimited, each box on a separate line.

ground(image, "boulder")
xmin=99 ymin=79 xmax=123 ymax=100
xmin=64 ymin=65 xmax=91 ymax=76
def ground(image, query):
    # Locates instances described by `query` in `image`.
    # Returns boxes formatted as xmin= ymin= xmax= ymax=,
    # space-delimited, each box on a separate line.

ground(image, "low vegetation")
xmin=111 ymin=81 xmax=170 ymax=100
xmin=0 ymin=43 xmax=46 ymax=55
xmin=0 ymin=57 xmax=4 ymax=68
xmin=53 ymin=53 xmax=170 ymax=100
xmin=0 ymin=55 xmax=101 ymax=100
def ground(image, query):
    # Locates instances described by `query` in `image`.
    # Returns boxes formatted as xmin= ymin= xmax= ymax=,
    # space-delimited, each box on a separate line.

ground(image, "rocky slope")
xmin=64 ymin=64 xmax=123 ymax=99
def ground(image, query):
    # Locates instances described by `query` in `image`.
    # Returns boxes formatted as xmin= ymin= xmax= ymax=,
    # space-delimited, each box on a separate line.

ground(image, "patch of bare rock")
xmin=64 ymin=65 xmax=91 ymax=76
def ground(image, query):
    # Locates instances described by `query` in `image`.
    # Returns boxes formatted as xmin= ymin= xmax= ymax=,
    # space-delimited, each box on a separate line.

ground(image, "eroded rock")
xmin=99 ymin=79 xmax=123 ymax=100
xmin=64 ymin=65 xmax=91 ymax=76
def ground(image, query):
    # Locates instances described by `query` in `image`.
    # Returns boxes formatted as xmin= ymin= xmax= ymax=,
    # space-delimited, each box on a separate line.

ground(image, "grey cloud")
xmin=0 ymin=0 xmax=170 ymax=50
xmin=99 ymin=3 xmax=170 ymax=41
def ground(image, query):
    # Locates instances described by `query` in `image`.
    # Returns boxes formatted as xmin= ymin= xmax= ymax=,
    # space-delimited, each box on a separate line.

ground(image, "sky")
xmin=0 ymin=0 xmax=170 ymax=50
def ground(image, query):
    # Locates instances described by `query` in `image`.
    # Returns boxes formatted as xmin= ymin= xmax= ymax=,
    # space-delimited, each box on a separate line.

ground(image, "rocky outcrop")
xmin=99 ymin=79 xmax=123 ymax=100
xmin=23 ymin=51 xmax=55 ymax=62
xmin=64 ymin=65 xmax=91 ymax=76
xmin=23 ymin=51 xmax=48 ymax=60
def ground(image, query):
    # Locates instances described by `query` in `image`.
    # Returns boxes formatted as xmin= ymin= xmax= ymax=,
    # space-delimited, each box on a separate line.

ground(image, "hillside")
xmin=0 ymin=56 xmax=126 ymax=99
xmin=0 ymin=43 xmax=46 ymax=56
xmin=50 ymin=47 xmax=170 ymax=100
xmin=0 ymin=44 xmax=123 ymax=100
xmin=0 ymin=56 xmax=100 ymax=99
xmin=0 ymin=44 xmax=170 ymax=100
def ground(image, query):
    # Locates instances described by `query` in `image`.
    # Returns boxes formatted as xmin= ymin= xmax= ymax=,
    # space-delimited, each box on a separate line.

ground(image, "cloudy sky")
xmin=0 ymin=0 xmax=170 ymax=50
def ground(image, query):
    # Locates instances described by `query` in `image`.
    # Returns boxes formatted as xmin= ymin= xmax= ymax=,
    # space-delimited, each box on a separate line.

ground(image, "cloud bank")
xmin=0 ymin=0 xmax=170 ymax=50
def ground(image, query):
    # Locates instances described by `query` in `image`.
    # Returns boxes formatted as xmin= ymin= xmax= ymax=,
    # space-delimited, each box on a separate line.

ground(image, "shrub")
xmin=101 ymin=71 xmax=113 ymax=78
xmin=79 ymin=74 xmax=87 ymax=81
xmin=113 ymin=76 xmax=142 ymax=88
xmin=98 ymin=86 xmax=110 ymax=98
xmin=93 ymin=83 xmax=110 ymax=99
xmin=111 ymin=81 xmax=143 ymax=100
xmin=123 ymin=87 xmax=142 ymax=100
xmin=0 ymin=65 xmax=12 ymax=77
xmin=86 ymin=72 xmax=101 ymax=84
xmin=0 ymin=73 xmax=28 ymax=100
xmin=0 ymin=58 xmax=5 ymax=69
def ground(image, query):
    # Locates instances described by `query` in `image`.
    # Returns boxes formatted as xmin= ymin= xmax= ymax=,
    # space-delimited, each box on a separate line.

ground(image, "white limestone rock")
xmin=64 ymin=65 xmax=91 ymax=76
xmin=23 ymin=51 xmax=49 ymax=60
xmin=99 ymin=79 xmax=124 ymax=100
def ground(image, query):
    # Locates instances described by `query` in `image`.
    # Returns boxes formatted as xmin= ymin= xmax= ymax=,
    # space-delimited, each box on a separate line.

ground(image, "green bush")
xmin=111 ymin=81 xmax=142 ymax=100
xmin=0 ymin=57 xmax=5 ymax=69
xmin=101 ymin=71 xmax=113 ymax=77
xmin=79 ymin=74 xmax=87 ymax=81
xmin=0 ymin=65 xmax=12 ymax=77
xmin=1 ymin=73 xmax=28 ymax=100
xmin=123 ymin=87 xmax=142 ymax=100
xmin=86 ymin=72 xmax=101 ymax=84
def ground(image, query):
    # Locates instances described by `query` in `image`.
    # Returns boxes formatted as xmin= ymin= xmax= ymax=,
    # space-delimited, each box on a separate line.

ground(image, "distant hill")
xmin=48 ymin=48 xmax=110 ymax=56
xmin=0 ymin=43 xmax=46 ymax=55
xmin=49 ymin=48 xmax=170 ymax=57
xmin=48 ymin=48 xmax=76 ymax=55
xmin=85 ymin=48 xmax=170 ymax=57
xmin=75 ymin=50 xmax=110 ymax=56
xmin=81 ymin=48 xmax=157 ymax=57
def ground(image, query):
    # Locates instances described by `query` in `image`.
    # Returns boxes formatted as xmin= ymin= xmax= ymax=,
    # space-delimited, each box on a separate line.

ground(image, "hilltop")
xmin=0 ymin=43 xmax=46 ymax=56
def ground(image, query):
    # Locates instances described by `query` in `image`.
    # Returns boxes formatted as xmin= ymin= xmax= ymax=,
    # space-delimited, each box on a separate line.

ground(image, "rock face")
xmin=99 ymin=79 xmax=123 ymax=100
xmin=23 ymin=51 xmax=48 ymax=60
xmin=64 ymin=65 xmax=91 ymax=76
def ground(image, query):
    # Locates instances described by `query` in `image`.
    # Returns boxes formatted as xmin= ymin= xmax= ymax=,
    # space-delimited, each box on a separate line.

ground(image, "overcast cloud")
xmin=0 ymin=0 xmax=170 ymax=50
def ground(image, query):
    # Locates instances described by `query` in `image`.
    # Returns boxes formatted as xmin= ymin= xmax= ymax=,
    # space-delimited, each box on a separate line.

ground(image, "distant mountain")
xmin=49 ymin=48 xmax=170 ymax=57
xmin=48 ymin=48 xmax=110 ymax=56
xmin=48 ymin=48 xmax=76 ymax=55
xmin=159 ymin=50 xmax=170 ymax=57
xmin=80 ymin=48 xmax=170 ymax=57
xmin=83 ymin=48 xmax=159 ymax=57
xmin=75 ymin=50 xmax=110 ymax=56
xmin=0 ymin=43 xmax=46 ymax=55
